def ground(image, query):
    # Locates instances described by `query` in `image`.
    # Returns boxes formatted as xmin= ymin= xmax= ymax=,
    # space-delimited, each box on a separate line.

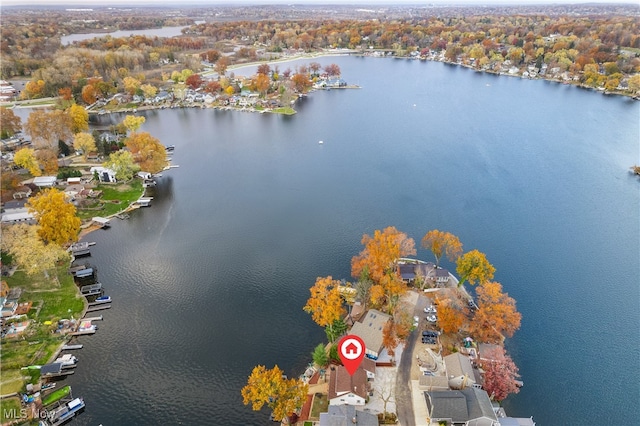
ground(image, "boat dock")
xmin=80 ymin=283 xmax=102 ymax=296
xmin=61 ymin=344 xmax=83 ymax=350
xmin=68 ymin=242 xmax=95 ymax=257
xmin=70 ymin=328 xmax=96 ymax=336
xmin=92 ymin=216 xmax=111 ymax=228
xmin=86 ymin=304 xmax=111 ymax=312
xmin=49 ymin=397 xmax=85 ymax=426
xmin=82 ymin=316 xmax=103 ymax=321
xmin=87 ymin=298 xmax=110 ymax=306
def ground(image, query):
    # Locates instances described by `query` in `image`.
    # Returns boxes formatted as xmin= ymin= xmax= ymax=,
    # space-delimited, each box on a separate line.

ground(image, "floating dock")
xmin=61 ymin=344 xmax=83 ymax=350
xmin=87 ymin=298 xmax=110 ymax=306
xmin=86 ymin=304 xmax=111 ymax=312
xmin=82 ymin=316 xmax=103 ymax=321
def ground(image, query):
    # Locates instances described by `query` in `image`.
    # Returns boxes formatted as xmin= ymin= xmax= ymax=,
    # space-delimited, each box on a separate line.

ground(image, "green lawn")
xmin=0 ymin=397 xmax=24 ymax=424
xmin=309 ymin=393 xmax=328 ymax=419
xmin=1 ymin=266 xmax=84 ymax=391
xmin=77 ymin=180 xmax=144 ymax=219
xmin=272 ymin=106 xmax=296 ymax=115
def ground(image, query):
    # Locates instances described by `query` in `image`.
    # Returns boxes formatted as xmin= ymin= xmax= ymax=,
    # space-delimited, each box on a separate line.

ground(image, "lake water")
xmin=61 ymin=26 xmax=189 ymax=46
xmin=63 ymin=57 xmax=638 ymax=425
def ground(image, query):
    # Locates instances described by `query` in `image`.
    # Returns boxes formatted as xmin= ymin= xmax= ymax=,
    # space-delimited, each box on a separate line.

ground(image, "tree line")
xmin=2 ymin=9 xmax=638 ymax=98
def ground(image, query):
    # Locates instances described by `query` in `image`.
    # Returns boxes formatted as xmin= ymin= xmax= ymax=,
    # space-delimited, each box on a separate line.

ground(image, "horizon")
xmin=1 ymin=0 xmax=639 ymax=7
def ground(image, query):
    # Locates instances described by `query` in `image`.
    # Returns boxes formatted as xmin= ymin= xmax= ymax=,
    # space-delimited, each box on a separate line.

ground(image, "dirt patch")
xmin=115 ymin=184 xmax=132 ymax=191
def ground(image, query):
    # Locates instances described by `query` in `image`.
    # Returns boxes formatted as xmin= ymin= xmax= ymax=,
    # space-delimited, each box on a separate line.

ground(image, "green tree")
xmin=103 ymin=150 xmax=139 ymax=181
xmin=312 ymin=343 xmax=329 ymax=367
xmin=27 ymin=188 xmax=81 ymax=246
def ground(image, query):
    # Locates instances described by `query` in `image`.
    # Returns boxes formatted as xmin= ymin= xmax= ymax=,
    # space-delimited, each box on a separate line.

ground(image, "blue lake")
xmin=63 ymin=57 xmax=638 ymax=425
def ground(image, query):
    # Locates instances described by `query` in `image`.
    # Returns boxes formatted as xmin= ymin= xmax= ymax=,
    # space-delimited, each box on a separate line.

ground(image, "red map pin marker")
xmin=338 ymin=334 xmax=366 ymax=376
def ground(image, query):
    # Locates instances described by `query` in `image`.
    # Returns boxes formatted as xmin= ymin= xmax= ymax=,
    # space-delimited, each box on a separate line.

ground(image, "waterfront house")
xmin=328 ymin=365 xmax=369 ymax=406
xmin=435 ymin=268 xmax=451 ymax=285
xmin=319 ymin=404 xmax=379 ymax=426
xmin=90 ymin=166 xmax=117 ymax=183
xmin=444 ymin=353 xmax=478 ymax=390
xmin=32 ymin=176 xmax=57 ymax=188
xmin=350 ymin=309 xmax=392 ymax=360
xmin=424 ymin=387 xmax=498 ymax=426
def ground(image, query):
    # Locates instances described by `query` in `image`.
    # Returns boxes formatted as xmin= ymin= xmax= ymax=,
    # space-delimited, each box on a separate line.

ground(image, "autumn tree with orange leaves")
xmin=303 ymin=276 xmax=346 ymax=342
xmin=470 ymin=281 xmax=521 ymax=343
xmin=351 ymin=226 xmax=416 ymax=313
xmin=421 ymin=230 xmax=463 ymax=268
xmin=382 ymin=308 xmax=412 ymax=357
xmin=437 ymin=301 xmax=468 ymax=334
xmin=125 ymin=132 xmax=167 ymax=174
xmin=241 ymin=365 xmax=308 ymax=422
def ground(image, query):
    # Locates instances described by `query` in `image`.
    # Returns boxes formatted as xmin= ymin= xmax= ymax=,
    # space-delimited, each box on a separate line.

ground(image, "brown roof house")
xmin=328 ymin=365 xmax=369 ymax=406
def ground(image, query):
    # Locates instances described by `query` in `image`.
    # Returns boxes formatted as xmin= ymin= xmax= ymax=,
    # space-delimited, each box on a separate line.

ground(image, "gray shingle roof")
xmin=350 ymin=309 xmax=392 ymax=357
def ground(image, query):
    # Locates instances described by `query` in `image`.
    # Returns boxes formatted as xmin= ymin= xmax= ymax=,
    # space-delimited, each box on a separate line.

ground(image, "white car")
xmin=424 ymin=306 xmax=437 ymax=314
xmin=426 ymin=315 xmax=437 ymax=323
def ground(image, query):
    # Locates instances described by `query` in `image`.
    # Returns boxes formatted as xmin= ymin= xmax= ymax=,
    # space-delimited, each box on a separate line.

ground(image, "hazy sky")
xmin=2 ymin=0 xmax=638 ymax=6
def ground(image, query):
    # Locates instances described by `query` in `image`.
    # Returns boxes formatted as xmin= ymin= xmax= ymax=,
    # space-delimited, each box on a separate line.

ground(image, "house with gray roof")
xmin=444 ymin=353 xmax=477 ymax=389
xmin=425 ymin=387 xmax=498 ymax=426
xmin=350 ymin=309 xmax=392 ymax=359
xmin=319 ymin=404 xmax=379 ymax=426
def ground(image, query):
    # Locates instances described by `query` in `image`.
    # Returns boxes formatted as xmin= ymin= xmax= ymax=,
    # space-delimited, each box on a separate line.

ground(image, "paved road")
xmin=396 ymin=324 xmax=417 ymax=426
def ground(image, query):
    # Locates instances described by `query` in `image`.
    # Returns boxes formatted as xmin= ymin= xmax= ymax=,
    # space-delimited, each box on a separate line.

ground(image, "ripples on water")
xmin=63 ymin=58 xmax=639 ymax=425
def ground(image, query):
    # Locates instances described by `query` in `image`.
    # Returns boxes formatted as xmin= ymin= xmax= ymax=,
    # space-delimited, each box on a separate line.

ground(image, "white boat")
xmin=94 ymin=295 xmax=111 ymax=303
xmin=318 ymin=140 xmax=324 ymax=144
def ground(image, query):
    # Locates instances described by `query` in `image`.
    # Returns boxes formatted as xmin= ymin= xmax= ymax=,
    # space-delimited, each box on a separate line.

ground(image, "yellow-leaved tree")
xmin=73 ymin=132 xmax=97 ymax=160
xmin=455 ymin=249 xmax=495 ymax=287
xmin=13 ymin=148 xmax=41 ymax=176
xmin=122 ymin=115 xmax=146 ymax=133
xmin=241 ymin=365 xmax=308 ymax=423
xmin=27 ymin=188 xmax=81 ymax=246
xmin=1 ymin=224 xmax=70 ymax=277
xmin=68 ymin=104 xmax=89 ymax=133
xmin=303 ymin=276 xmax=345 ymax=342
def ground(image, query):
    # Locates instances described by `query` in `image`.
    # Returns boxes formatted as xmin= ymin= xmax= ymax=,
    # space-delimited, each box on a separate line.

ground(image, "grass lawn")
xmin=273 ymin=106 xmax=296 ymax=115
xmin=77 ymin=180 xmax=144 ymax=219
xmin=310 ymin=393 xmax=328 ymax=419
xmin=0 ymin=397 xmax=24 ymax=423
xmin=1 ymin=266 xmax=84 ymax=390
xmin=0 ymin=369 xmax=26 ymax=395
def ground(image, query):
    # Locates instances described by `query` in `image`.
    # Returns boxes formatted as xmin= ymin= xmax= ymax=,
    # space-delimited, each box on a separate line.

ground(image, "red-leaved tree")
xmin=481 ymin=345 xmax=521 ymax=401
